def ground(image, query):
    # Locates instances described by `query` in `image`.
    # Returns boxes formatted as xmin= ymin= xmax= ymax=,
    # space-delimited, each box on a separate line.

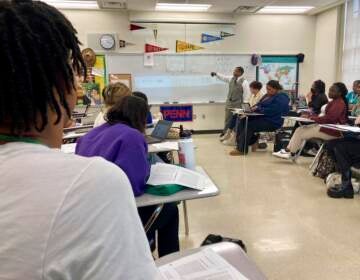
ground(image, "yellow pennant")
xmin=176 ymin=40 xmax=204 ymax=53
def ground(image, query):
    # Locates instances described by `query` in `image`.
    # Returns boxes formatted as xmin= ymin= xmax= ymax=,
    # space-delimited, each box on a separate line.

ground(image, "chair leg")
xmin=293 ymin=140 xmax=307 ymax=163
xmin=309 ymin=143 xmax=324 ymax=171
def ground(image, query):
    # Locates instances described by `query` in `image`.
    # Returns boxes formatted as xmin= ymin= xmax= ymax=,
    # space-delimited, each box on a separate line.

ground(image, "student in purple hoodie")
xmin=76 ymin=96 xmax=179 ymax=257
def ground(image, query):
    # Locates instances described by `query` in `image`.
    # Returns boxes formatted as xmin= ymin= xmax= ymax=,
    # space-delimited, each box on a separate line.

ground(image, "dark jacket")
xmin=255 ymin=92 xmax=290 ymax=128
xmin=311 ymin=98 xmax=347 ymax=137
xmin=309 ymin=92 xmax=328 ymax=114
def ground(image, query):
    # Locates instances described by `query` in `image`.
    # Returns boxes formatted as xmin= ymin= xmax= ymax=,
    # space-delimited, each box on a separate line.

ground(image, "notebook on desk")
xmin=146 ymin=120 xmax=173 ymax=144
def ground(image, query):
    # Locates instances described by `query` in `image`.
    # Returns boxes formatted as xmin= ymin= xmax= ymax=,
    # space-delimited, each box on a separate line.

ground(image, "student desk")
xmin=156 ymin=242 xmax=267 ymax=280
xmin=282 ymin=116 xmax=315 ymax=123
xmin=136 ymin=166 xmax=220 ymax=236
xmin=231 ymin=110 xmax=264 ymax=153
xmin=61 ymin=141 xmax=179 ymax=154
xmin=62 ymin=132 xmax=87 ymax=141
xmin=147 ymin=141 xmax=179 ymax=154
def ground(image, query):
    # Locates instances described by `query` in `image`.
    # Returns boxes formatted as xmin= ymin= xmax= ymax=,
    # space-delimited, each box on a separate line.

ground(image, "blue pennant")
xmin=201 ymin=33 xmax=223 ymax=43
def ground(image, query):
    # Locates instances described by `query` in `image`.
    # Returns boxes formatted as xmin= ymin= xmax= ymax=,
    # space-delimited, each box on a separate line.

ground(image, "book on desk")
xmin=147 ymin=163 xmax=207 ymax=191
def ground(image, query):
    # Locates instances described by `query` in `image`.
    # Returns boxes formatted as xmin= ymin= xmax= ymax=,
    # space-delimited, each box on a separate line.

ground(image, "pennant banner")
xmin=119 ymin=40 xmax=135 ymax=48
xmin=145 ymin=43 xmax=168 ymax=53
xmin=176 ymin=40 xmax=204 ymax=53
xmin=130 ymin=24 xmax=146 ymax=31
xmin=220 ymin=31 xmax=235 ymax=38
xmin=201 ymin=33 xmax=222 ymax=43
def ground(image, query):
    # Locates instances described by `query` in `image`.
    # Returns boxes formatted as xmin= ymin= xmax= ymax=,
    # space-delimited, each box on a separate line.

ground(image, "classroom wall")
xmin=313 ymin=7 xmax=342 ymax=89
xmin=62 ymin=9 xmax=318 ymax=130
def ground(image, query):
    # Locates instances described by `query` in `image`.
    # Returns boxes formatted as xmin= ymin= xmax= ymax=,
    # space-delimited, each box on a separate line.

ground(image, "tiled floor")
xmin=179 ymin=134 xmax=360 ymax=280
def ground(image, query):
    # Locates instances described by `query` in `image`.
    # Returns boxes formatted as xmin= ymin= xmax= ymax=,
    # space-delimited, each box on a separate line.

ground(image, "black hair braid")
xmin=0 ymin=0 xmax=86 ymax=134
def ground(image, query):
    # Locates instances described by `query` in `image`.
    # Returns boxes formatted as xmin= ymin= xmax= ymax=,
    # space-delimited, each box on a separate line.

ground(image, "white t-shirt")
xmin=0 ymin=142 xmax=159 ymax=280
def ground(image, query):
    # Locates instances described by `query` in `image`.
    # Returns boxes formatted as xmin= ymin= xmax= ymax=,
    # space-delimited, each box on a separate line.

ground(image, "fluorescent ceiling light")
xmin=155 ymin=3 xmax=212 ymax=12
xmin=40 ymin=0 xmax=99 ymax=10
xmin=257 ymin=6 xmax=314 ymax=14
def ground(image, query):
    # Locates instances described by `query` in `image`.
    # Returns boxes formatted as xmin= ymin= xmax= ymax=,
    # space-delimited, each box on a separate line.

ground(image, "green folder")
xmin=146 ymin=184 xmax=185 ymax=196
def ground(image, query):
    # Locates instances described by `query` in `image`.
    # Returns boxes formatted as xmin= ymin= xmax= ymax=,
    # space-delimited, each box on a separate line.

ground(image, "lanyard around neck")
xmin=0 ymin=134 xmax=42 ymax=145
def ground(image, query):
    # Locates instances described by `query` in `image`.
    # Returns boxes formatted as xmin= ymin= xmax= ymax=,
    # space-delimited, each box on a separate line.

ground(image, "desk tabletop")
xmin=61 ymin=140 xmax=180 ymax=154
xmin=283 ymin=116 xmax=315 ymax=123
xmin=63 ymin=124 xmax=94 ymax=133
xmin=62 ymin=132 xmax=87 ymax=140
xmin=136 ymin=166 xmax=220 ymax=208
xmin=148 ymin=141 xmax=179 ymax=153
xmin=320 ymin=124 xmax=360 ymax=133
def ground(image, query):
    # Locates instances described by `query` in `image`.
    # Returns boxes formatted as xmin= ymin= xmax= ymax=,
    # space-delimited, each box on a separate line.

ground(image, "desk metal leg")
xmin=144 ymin=204 xmax=164 ymax=233
xmin=309 ymin=143 xmax=324 ymax=171
xmin=183 ymin=201 xmax=189 ymax=236
xmin=243 ymin=116 xmax=249 ymax=153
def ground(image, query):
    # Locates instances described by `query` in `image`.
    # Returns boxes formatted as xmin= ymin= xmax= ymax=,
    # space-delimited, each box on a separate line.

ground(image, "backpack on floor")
xmin=273 ymin=129 xmax=292 ymax=152
xmin=313 ymin=149 xmax=336 ymax=180
xmin=201 ymin=234 xmax=247 ymax=253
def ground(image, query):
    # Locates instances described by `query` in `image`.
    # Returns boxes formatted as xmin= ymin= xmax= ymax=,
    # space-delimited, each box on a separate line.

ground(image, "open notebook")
xmin=147 ymin=163 xmax=206 ymax=191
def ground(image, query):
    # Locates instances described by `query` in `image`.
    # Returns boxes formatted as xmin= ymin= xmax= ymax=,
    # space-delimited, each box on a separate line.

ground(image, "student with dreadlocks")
xmin=0 ymin=1 xmax=158 ymax=279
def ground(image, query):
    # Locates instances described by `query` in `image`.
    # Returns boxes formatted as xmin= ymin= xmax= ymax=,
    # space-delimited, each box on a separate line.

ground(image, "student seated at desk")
xmin=229 ymin=80 xmax=290 ymax=155
xmin=93 ymin=82 xmax=131 ymax=127
xmin=346 ymin=80 xmax=360 ymax=111
xmin=325 ymin=135 xmax=360 ymax=199
xmin=305 ymin=80 xmax=328 ymax=115
xmin=76 ymin=96 xmax=180 ymax=257
xmin=221 ymin=81 xmax=264 ymax=146
xmin=133 ymin=91 xmax=154 ymax=125
xmin=0 ymin=1 xmax=157 ymax=279
xmin=273 ymin=82 xmax=349 ymax=160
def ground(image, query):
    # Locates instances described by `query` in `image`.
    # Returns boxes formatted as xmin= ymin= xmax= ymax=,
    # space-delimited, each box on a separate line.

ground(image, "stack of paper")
xmin=147 ymin=163 xmax=206 ymax=191
xmin=158 ymin=248 xmax=249 ymax=280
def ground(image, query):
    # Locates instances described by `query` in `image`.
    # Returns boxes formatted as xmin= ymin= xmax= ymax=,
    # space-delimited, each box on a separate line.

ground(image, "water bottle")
xmin=178 ymin=138 xmax=196 ymax=171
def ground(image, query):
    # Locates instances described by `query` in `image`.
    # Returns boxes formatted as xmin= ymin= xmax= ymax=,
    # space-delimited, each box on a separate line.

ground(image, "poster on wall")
xmin=109 ymin=74 xmax=132 ymax=89
xmin=78 ymin=55 xmax=107 ymax=105
xmin=257 ymin=56 xmax=298 ymax=92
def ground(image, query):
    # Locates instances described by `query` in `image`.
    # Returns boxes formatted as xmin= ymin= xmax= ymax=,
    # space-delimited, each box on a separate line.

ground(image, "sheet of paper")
xmin=147 ymin=163 xmax=206 ymax=191
xmin=158 ymin=248 xmax=249 ymax=280
xmin=144 ymin=53 xmax=155 ymax=67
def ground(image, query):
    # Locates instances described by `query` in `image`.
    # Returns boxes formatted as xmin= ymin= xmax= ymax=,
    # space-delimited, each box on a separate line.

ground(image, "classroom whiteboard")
xmin=106 ymin=54 xmax=256 ymax=104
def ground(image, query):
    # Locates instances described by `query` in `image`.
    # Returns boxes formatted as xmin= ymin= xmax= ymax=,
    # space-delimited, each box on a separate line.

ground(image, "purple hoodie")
xmin=75 ymin=123 xmax=149 ymax=197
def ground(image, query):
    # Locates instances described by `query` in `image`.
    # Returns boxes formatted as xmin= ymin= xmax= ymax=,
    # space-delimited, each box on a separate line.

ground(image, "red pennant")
xmin=145 ymin=43 xmax=168 ymax=53
xmin=130 ymin=24 xmax=146 ymax=31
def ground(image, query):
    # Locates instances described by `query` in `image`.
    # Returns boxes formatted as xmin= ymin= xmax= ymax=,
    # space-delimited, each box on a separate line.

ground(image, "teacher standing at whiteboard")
xmin=211 ymin=67 xmax=251 ymax=136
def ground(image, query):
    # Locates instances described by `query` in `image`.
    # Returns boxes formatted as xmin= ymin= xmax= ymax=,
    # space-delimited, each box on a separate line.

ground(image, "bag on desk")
xmin=145 ymin=184 xmax=185 ymax=196
xmin=201 ymin=234 xmax=247 ymax=253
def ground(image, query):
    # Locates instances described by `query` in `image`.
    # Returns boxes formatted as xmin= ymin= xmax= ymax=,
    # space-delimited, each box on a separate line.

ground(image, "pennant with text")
xmin=145 ymin=43 xmax=168 ymax=53
xmin=220 ymin=31 xmax=235 ymax=38
xmin=201 ymin=33 xmax=223 ymax=43
xmin=119 ymin=40 xmax=135 ymax=48
xmin=130 ymin=24 xmax=146 ymax=31
xmin=176 ymin=40 xmax=204 ymax=53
